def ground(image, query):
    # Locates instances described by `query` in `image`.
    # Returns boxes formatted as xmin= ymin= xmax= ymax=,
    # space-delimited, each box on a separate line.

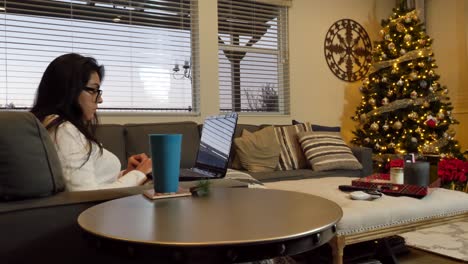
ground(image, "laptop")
xmin=179 ymin=112 xmax=238 ymax=181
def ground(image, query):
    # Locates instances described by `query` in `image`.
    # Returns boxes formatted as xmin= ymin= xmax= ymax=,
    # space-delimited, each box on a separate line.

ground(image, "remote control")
xmin=339 ymin=185 xmax=377 ymax=192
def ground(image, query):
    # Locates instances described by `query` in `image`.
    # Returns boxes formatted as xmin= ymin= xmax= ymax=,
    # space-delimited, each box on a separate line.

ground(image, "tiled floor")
xmin=399 ymin=248 xmax=466 ymax=264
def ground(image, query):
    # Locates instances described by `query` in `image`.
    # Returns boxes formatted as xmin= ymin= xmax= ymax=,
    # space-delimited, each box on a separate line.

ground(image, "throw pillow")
xmin=274 ymin=123 xmax=311 ymax=170
xmin=0 ymin=112 xmax=65 ymax=200
xmin=233 ymin=126 xmax=280 ymax=172
xmin=298 ymin=131 xmax=362 ymax=171
xmin=292 ymin=119 xmax=341 ymax=132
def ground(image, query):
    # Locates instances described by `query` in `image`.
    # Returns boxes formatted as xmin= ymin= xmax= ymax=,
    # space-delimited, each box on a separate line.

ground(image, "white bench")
xmin=264 ymin=177 xmax=468 ymax=264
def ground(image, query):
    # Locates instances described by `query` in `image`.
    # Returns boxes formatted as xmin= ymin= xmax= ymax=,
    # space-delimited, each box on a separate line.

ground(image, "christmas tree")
xmin=351 ymin=5 xmax=464 ymax=165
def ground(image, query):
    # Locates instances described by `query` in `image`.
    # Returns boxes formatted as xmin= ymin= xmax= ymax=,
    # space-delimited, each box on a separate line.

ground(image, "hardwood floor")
xmin=399 ymin=247 xmax=466 ymax=264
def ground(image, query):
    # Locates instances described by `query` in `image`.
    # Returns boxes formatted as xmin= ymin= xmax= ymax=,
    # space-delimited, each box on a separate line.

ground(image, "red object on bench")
xmin=352 ymin=173 xmax=429 ymax=198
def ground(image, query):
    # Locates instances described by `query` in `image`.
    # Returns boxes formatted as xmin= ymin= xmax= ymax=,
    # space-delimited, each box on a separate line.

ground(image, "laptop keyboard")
xmin=180 ymin=168 xmax=216 ymax=178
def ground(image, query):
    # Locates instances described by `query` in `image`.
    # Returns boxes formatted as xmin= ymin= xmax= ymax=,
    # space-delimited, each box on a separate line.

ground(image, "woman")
xmin=31 ymin=53 xmax=152 ymax=191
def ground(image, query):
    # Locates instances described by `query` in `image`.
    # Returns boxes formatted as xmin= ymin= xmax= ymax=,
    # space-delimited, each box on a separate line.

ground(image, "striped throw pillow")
xmin=298 ymin=131 xmax=362 ymax=171
xmin=274 ymin=123 xmax=311 ymax=170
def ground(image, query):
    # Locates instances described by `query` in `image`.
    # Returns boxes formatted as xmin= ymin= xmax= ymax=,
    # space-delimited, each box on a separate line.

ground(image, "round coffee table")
xmin=78 ymin=188 xmax=342 ymax=263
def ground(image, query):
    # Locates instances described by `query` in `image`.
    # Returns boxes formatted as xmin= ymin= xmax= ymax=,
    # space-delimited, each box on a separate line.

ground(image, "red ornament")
xmin=425 ymin=116 xmax=437 ymax=128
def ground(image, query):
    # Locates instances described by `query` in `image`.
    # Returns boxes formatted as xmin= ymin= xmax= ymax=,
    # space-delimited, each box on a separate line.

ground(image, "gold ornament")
xmin=410 ymin=71 xmax=418 ymax=80
xmin=370 ymin=122 xmax=379 ymax=131
xmin=405 ymin=16 xmax=412 ymax=23
xmin=396 ymin=23 xmax=405 ymax=32
xmin=408 ymin=62 xmax=414 ymax=68
xmin=393 ymin=121 xmax=403 ymax=130
xmin=415 ymin=127 xmax=422 ymax=133
xmin=388 ymin=42 xmax=395 ymax=50
xmin=383 ymin=123 xmax=390 ymax=131
xmin=418 ymin=61 xmax=425 ymax=67
xmin=360 ymin=113 xmax=367 ymax=122
xmin=381 ymin=97 xmax=389 ymax=105
xmin=368 ymin=98 xmax=376 ymax=106
xmin=437 ymin=112 xmax=445 ymax=120
xmin=411 ymin=137 xmax=418 ymax=143
xmin=364 ymin=137 xmax=371 ymax=143
xmin=397 ymin=79 xmax=404 ymax=86
xmin=404 ymin=34 xmax=412 ymax=42
xmin=408 ymin=111 xmax=419 ymax=120
xmin=418 ymin=39 xmax=426 ymax=45
xmin=388 ymin=142 xmax=396 ymax=148
xmin=379 ymin=29 xmax=385 ymax=37
xmin=429 ymin=70 xmax=435 ymax=77
xmin=400 ymin=49 xmax=406 ymax=55
xmin=381 ymin=77 xmax=388 ymax=83
xmin=385 ymin=34 xmax=391 ymax=41
xmin=423 ymin=101 xmax=430 ymax=108
xmin=387 ymin=90 xmax=394 ymax=97
xmin=410 ymin=90 xmax=418 ymax=99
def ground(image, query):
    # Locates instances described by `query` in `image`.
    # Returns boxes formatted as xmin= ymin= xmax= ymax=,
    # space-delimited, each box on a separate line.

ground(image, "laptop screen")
xmin=195 ymin=113 xmax=238 ymax=172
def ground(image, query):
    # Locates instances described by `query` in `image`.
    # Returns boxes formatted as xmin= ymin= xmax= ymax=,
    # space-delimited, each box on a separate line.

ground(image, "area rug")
xmin=400 ymin=219 xmax=468 ymax=262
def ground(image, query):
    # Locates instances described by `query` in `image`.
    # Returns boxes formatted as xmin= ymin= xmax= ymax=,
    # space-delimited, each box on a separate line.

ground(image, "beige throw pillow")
xmin=234 ymin=126 xmax=280 ymax=172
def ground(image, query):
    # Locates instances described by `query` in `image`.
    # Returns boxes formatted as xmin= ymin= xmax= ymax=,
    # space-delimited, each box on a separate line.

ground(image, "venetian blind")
xmin=0 ymin=0 xmax=199 ymax=113
xmin=218 ymin=0 xmax=289 ymax=113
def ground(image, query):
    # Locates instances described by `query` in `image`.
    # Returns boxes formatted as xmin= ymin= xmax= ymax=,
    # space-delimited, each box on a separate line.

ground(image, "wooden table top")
xmin=78 ymin=188 xmax=342 ymax=247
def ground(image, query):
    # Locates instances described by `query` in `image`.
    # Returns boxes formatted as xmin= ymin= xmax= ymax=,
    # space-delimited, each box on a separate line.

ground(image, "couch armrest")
xmin=350 ymin=146 xmax=373 ymax=177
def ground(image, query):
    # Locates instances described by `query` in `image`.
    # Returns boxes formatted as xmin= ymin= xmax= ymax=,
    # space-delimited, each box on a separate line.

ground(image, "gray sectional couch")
xmin=0 ymin=112 xmax=372 ymax=263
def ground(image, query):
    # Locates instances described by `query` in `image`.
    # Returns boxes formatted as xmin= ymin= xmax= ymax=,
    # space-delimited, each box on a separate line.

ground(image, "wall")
xmin=425 ymin=0 xmax=468 ymax=151
xmin=99 ymin=0 xmax=467 ymax=151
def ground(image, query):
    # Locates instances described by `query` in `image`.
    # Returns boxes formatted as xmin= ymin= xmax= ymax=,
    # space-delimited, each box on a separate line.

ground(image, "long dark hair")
xmin=31 ymin=53 xmax=105 ymax=158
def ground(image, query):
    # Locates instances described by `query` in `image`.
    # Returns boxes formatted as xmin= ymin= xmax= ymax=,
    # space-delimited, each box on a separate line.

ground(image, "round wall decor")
xmin=324 ymin=19 xmax=372 ymax=82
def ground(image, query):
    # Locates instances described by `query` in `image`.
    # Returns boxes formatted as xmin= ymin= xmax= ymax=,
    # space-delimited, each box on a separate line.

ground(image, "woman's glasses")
xmin=83 ymin=87 xmax=103 ymax=102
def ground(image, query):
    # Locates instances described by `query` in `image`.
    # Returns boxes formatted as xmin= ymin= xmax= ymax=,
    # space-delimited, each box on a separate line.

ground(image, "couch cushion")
xmin=248 ymin=169 xmax=363 ymax=182
xmin=125 ymin=122 xmax=200 ymax=168
xmin=298 ymin=131 xmax=362 ymax=171
xmin=0 ymin=112 xmax=64 ymax=200
xmin=95 ymin=124 xmax=126 ymax=170
xmin=233 ymin=126 xmax=280 ymax=172
xmin=292 ymin=119 xmax=341 ymax=132
xmin=230 ymin=124 xmax=260 ymax=169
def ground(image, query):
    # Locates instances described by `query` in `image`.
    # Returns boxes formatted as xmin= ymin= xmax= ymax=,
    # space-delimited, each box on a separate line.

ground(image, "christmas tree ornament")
xmin=408 ymin=111 xmax=419 ymax=120
xmin=397 ymin=79 xmax=404 ymax=86
xmin=381 ymin=97 xmax=389 ymax=105
xmin=437 ymin=112 xmax=445 ymax=120
xmin=387 ymin=90 xmax=394 ymax=97
xmin=443 ymin=89 xmax=449 ymax=94
xmin=415 ymin=127 xmax=422 ymax=133
xmin=419 ymin=80 xmax=428 ymax=88
xmin=388 ymin=42 xmax=395 ymax=50
xmin=391 ymin=67 xmax=398 ymax=74
xmin=417 ymin=61 xmax=425 ymax=67
xmin=364 ymin=137 xmax=371 ymax=143
xmin=428 ymin=86 xmax=434 ymax=92
xmin=404 ymin=34 xmax=412 ymax=42
xmin=382 ymin=53 xmax=387 ymax=59
xmin=370 ymin=122 xmax=379 ymax=131
xmin=396 ymin=23 xmax=405 ymax=32
xmin=410 ymin=71 xmax=418 ymax=80
xmin=400 ymin=49 xmax=406 ymax=55
xmin=423 ymin=101 xmax=430 ymax=108
xmin=425 ymin=115 xmax=437 ymax=128
xmin=388 ymin=142 xmax=396 ymax=149
xmin=418 ymin=39 xmax=426 ymax=45
xmin=428 ymin=70 xmax=435 ymax=76
xmin=375 ymin=143 xmax=381 ymax=150
xmin=359 ymin=86 xmax=365 ymax=92
xmin=381 ymin=77 xmax=388 ymax=83
xmin=383 ymin=123 xmax=390 ymax=131
xmin=427 ymin=56 xmax=433 ymax=62
xmin=360 ymin=113 xmax=367 ymax=122
xmin=412 ymin=14 xmax=418 ymax=21
xmin=393 ymin=121 xmax=403 ymax=130
xmin=405 ymin=16 xmax=412 ymax=23
xmin=408 ymin=62 xmax=414 ymax=68
xmin=379 ymin=29 xmax=385 ymax=37
xmin=368 ymin=98 xmax=376 ymax=106
xmin=385 ymin=34 xmax=391 ymax=41
xmin=411 ymin=137 xmax=418 ymax=143
xmin=410 ymin=90 xmax=418 ymax=99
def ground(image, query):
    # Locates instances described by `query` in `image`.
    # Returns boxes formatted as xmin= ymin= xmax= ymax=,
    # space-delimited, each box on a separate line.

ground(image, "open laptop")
xmin=179 ymin=112 xmax=238 ymax=181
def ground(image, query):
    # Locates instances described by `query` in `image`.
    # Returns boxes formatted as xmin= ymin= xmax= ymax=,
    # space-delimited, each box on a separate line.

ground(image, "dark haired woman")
xmin=31 ymin=53 xmax=152 ymax=191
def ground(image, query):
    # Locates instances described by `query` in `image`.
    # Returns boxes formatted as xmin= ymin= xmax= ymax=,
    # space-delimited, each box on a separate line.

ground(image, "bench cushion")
xmin=264 ymin=177 xmax=468 ymax=235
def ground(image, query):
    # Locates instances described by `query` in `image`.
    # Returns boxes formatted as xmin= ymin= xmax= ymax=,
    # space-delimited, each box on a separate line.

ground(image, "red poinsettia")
xmin=437 ymin=158 xmax=468 ymax=184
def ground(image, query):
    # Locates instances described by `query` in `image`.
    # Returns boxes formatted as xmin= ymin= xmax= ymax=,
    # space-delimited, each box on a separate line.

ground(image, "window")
xmin=0 ymin=0 xmax=199 ymax=113
xmin=218 ymin=0 xmax=289 ymax=113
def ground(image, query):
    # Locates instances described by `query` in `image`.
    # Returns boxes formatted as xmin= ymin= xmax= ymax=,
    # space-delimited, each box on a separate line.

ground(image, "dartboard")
xmin=324 ymin=19 xmax=372 ymax=82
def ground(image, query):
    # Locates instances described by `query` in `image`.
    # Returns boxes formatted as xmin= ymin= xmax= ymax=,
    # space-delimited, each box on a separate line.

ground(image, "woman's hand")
xmin=123 ymin=153 xmax=152 ymax=175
